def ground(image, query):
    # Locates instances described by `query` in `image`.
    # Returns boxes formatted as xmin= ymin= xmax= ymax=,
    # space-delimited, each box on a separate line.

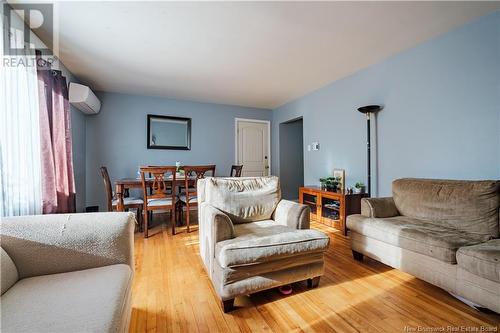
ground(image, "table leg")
xmin=115 ymin=184 xmax=125 ymax=212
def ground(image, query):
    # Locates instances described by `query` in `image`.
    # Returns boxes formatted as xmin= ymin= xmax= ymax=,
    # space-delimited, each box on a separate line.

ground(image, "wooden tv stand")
xmin=299 ymin=186 xmax=366 ymax=236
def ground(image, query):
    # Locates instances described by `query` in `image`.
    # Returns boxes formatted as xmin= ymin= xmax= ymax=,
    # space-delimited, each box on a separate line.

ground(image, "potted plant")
xmin=319 ymin=177 xmax=341 ymax=192
xmin=175 ymin=161 xmax=185 ymax=175
xmin=353 ymin=182 xmax=366 ymax=194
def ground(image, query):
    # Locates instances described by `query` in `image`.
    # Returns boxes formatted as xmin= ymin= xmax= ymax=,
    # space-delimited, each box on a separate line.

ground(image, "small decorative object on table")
xmin=333 ymin=169 xmax=346 ymax=192
xmin=175 ymin=161 xmax=185 ymax=176
xmin=353 ymin=182 xmax=366 ymax=194
xmin=319 ymin=177 xmax=341 ymax=192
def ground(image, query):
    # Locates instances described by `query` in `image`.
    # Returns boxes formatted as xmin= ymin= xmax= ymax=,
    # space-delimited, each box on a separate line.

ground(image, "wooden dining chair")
xmin=145 ymin=166 xmax=174 ymax=222
xmin=100 ymin=166 xmax=143 ymax=229
xmin=178 ymin=165 xmax=216 ymax=232
xmin=140 ymin=166 xmax=177 ymax=238
xmin=230 ymin=165 xmax=243 ymax=177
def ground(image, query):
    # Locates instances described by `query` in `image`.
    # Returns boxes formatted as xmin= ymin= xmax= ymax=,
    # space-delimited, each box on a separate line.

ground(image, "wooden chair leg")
xmin=186 ymin=204 xmax=190 ymax=233
xmin=221 ymin=298 xmax=234 ymax=313
xmin=137 ymin=208 xmax=143 ymax=232
xmin=171 ymin=208 xmax=176 ymax=235
xmin=176 ymin=202 xmax=182 ymax=227
xmin=179 ymin=206 xmax=184 ymax=227
xmin=307 ymin=276 xmax=321 ymax=288
xmin=144 ymin=209 xmax=149 ymax=238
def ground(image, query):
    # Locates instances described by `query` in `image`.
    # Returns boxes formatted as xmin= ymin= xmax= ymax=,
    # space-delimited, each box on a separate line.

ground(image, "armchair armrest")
xmin=0 ymin=212 xmax=135 ymax=279
xmin=199 ymin=203 xmax=234 ymax=277
xmin=273 ymin=199 xmax=310 ymax=229
xmin=202 ymin=203 xmax=235 ymax=243
xmin=361 ymin=197 xmax=399 ymax=218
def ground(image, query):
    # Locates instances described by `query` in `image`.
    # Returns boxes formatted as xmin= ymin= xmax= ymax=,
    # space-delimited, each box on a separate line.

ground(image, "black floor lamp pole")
xmin=366 ymin=113 xmax=372 ymax=197
xmin=357 ymin=105 xmax=382 ymax=197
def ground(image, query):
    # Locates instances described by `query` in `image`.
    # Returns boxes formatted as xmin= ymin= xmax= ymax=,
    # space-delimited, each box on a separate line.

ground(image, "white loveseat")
xmin=0 ymin=212 xmax=135 ymax=333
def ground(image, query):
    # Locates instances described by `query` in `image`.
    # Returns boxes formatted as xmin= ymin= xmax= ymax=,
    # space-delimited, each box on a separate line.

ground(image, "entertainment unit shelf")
xmin=299 ymin=186 xmax=366 ymax=236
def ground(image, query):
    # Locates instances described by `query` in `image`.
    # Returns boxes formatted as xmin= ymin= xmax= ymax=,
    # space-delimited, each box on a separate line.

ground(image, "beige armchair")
xmin=0 ymin=212 xmax=135 ymax=332
xmin=198 ymin=176 xmax=330 ymax=312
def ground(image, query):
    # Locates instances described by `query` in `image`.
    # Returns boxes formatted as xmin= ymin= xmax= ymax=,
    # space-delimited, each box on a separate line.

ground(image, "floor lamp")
xmin=357 ymin=105 xmax=382 ymax=197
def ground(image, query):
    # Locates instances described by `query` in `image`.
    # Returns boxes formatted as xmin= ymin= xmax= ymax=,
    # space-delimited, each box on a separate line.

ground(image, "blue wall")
xmin=272 ymin=11 xmax=500 ymax=197
xmin=83 ymin=10 xmax=499 ymax=207
xmin=86 ymin=92 xmax=271 ymax=209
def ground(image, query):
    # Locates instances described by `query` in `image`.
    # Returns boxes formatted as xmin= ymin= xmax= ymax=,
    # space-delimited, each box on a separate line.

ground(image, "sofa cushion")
xmin=347 ymin=215 xmax=487 ymax=263
xmin=0 ymin=247 xmax=18 ymax=295
xmin=0 ymin=264 xmax=132 ymax=333
xmin=205 ymin=177 xmax=281 ymax=223
xmin=215 ymin=220 xmax=330 ymax=267
xmin=456 ymin=239 xmax=500 ymax=283
xmin=219 ymin=252 xmax=325 ymax=285
xmin=392 ymin=178 xmax=499 ymax=238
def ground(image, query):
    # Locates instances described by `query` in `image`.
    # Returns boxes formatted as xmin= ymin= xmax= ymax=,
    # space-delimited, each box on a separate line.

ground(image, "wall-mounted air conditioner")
xmin=69 ymin=83 xmax=101 ymax=114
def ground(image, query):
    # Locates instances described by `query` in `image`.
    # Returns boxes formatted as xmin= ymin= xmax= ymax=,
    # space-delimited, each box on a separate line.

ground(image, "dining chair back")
xmin=140 ymin=166 xmax=177 ymax=237
xmin=181 ymin=165 xmax=216 ymax=232
xmin=230 ymin=165 xmax=243 ymax=177
xmin=100 ymin=166 xmax=114 ymax=211
xmin=100 ymin=166 xmax=143 ymax=230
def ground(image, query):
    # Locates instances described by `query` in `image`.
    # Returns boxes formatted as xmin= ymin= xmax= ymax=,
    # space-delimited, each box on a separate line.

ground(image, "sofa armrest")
xmin=273 ymin=200 xmax=310 ymax=229
xmin=361 ymin=197 xmax=399 ymax=218
xmin=0 ymin=212 xmax=135 ymax=279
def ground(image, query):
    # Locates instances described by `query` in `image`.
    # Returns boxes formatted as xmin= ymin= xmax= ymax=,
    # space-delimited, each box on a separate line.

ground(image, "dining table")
xmin=114 ymin=174 xmax=196 ymax=212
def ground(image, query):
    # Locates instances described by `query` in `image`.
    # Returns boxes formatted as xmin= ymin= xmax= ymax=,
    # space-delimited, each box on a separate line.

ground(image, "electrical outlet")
xmin=312 ymin=142 xmax=320 ymax=151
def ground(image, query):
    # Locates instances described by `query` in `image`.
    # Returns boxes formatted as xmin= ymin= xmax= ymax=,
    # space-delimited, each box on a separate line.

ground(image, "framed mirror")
xmin=147 ymin=115 xmax=191 ymax=150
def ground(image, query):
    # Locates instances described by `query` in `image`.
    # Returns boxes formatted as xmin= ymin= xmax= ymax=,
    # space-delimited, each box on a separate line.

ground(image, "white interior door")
xmin=236 ymin=120 xmax=269 ymax=177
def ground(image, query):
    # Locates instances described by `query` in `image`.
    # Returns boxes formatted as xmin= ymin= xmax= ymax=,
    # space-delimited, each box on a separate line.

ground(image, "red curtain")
xmin=36 ymin=52 xmax=76 ymax=213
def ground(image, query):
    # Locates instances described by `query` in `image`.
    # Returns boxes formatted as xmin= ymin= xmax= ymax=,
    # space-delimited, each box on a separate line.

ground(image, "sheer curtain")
xmin=0 ymin=27 xmax=43 ymax=216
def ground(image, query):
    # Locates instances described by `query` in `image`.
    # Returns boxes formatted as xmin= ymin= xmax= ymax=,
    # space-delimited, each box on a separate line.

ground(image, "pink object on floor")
xmin=278 ymin=285 xmax=293 ymax=295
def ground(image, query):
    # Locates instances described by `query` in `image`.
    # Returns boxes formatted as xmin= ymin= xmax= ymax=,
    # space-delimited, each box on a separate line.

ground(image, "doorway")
xmin=235 ymin=118 xmax=270 ymax=177
xmin=279 ymin=118 xmax=304 ymax=200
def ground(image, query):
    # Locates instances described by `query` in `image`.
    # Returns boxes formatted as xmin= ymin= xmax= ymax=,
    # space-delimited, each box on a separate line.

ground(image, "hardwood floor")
xmin=129 ymin=215 xmax=500 ymax=333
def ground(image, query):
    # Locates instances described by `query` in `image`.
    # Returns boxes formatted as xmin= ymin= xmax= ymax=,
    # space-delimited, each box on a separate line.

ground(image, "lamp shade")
xmin=357 ymin=105 xmax=382 ymax=114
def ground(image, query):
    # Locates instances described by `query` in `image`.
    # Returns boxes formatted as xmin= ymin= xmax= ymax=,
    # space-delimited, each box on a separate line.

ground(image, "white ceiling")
xmin=32 ymin=1 xmax=500 ymax=109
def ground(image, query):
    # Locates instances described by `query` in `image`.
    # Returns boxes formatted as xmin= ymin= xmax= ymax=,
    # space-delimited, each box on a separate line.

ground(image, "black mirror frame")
xmin=147 ymin=114 xmax=191 ymax=150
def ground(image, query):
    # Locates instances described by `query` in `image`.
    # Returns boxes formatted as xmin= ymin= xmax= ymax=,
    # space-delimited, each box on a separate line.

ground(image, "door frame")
xmin=234 ymin=118 xmax=272 ymax=175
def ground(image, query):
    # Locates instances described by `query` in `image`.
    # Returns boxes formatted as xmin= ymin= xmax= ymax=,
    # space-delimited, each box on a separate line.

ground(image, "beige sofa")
xmin=347 ymin=178 xmax=500 ymax=313
xmin=198 ymin=176 xmax=330 ymax=312
xmin=0 ymin=212 xmax=135 ymax=332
